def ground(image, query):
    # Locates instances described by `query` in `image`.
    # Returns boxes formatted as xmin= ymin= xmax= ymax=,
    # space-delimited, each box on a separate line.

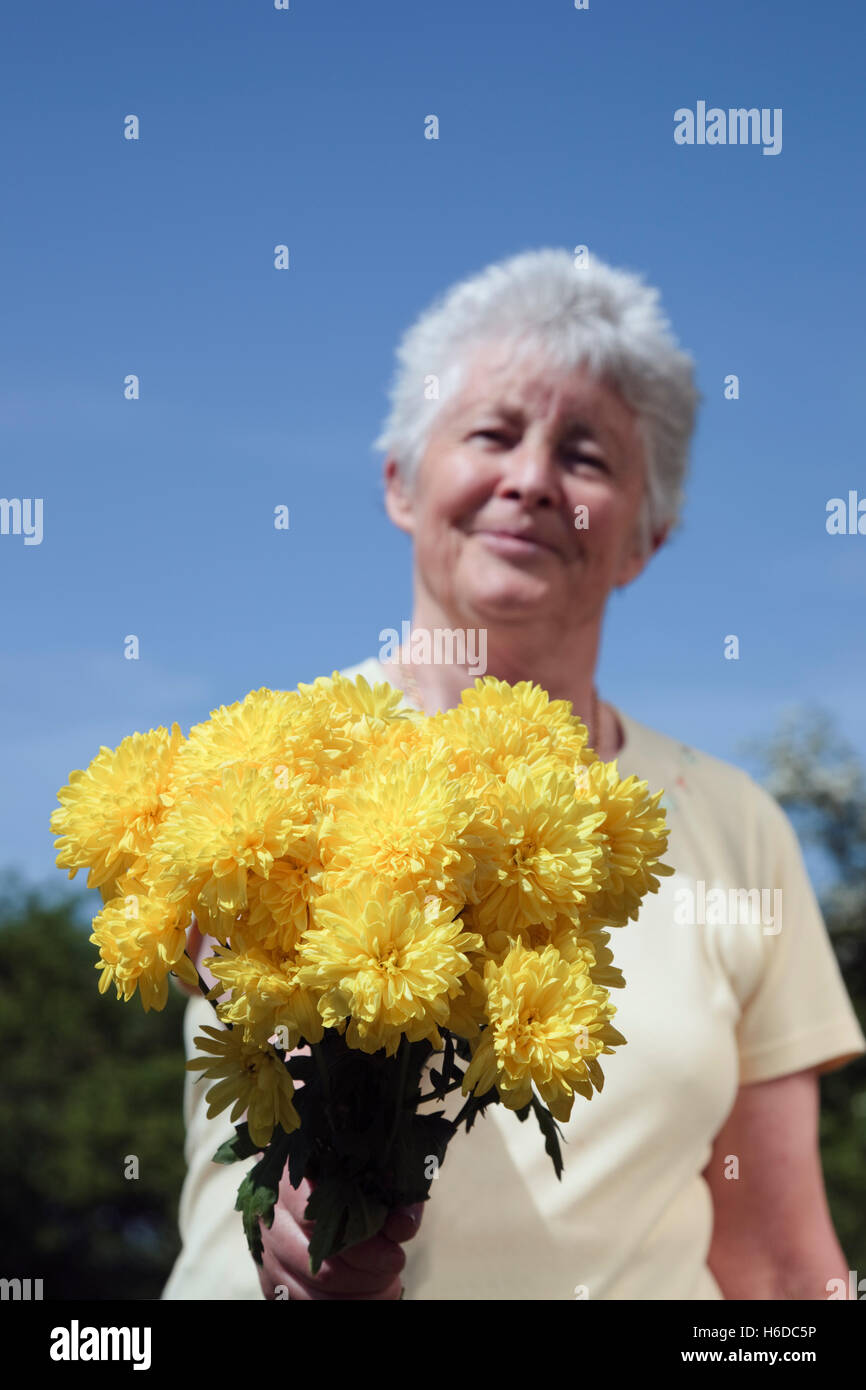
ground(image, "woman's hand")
xmin=257 ymin=1164 xmax=424 ymax=1300
xmin=185 ymin=925 xmax=424 ymax=1299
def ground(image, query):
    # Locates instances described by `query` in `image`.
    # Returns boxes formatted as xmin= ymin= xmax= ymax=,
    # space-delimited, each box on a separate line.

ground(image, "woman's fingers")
xmin=259 ymin=1173 xmax=422 ymax=1298
xmin=381 ymin=1203 xmax=425 ymax=1244
xmin=259 ymin=1213 xmax=406 ymax=1299
xmin=336 ymin=1230 xmax=407 ymax=1276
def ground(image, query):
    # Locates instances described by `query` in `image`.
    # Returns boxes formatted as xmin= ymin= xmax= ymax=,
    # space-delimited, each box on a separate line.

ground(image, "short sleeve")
xmin=734 ymin=782 xmax=866 ymax=1085
xmin=161 ymin=995 xmax=263 ymax=1300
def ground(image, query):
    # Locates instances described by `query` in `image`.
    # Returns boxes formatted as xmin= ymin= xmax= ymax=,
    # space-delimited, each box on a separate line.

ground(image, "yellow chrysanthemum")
xmin=171 ymin=686 xmax=349 ymax=800
xmin=56 ymin=669 xmax=672 ymax=1168
xmin=472 ymin=763 xmax=606 ymax=935
xmin=316 ymin=741 xmax=478 ymax=904
xmin=462 ymin=943 xmax=623 ymax=1122
xmin=430 ymin=677 xmax=594 ymax=786
xmin=145 ymin=764 xmax=316 ymax=936
xmin=482 ymin=915 xmax=626 ymax=989
xmin=51 ymin=725 xmax=184 ymax=892
xmin=187 ymin=1024 xmax=300 ymax=1149
xmin=442 ymin=964 xmax=487 ymax=1039
xmin=452 ymin=676 xmax=581 ymax=731
xmin=542 ymin=918 xmax=624 ymax=985
xmin=205 ymin=941 xmax=324 ymax=1048
xmin=376 ymin=716 xmax=440 ymax=762
xmin=90 ymin=876 xmax=197 ymax=1011
xmin=580 ymin=881 xmax=646 ymax=932
xmin=297 ymin=881 xmax=483 ymax=1055
xmin=231 ymin=860 xmax=318 ymax=955
xmin=578 ymin=760 xmax=675 ymax=929
xmin=297 ymin=672 xmax=417 ymax=757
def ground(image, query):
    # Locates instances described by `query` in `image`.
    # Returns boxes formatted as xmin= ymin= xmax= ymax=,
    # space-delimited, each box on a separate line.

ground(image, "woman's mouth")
xmin=474 ymin=529 xmax=558 ymax=558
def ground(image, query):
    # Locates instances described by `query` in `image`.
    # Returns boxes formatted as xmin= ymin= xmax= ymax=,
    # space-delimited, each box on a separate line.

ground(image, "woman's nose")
xmin=494 ymin=447 xmax=561 ymax=507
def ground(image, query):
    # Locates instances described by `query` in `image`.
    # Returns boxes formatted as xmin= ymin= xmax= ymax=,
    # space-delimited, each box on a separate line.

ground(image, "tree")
xmin=0 ymin=873 xmax=187 ymax=1299
xmin=748 ymin=708 xmax=866 ymax=1270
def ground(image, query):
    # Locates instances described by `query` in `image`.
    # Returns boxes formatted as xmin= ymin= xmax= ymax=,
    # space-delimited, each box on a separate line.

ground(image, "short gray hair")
xmin=372 ymin=247 xmax=701 ymax=552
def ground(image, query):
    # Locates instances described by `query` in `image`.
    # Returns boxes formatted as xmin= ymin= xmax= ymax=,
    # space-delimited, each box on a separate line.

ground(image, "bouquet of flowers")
xmin=51 ymin=674 xmax=673 ymax=1274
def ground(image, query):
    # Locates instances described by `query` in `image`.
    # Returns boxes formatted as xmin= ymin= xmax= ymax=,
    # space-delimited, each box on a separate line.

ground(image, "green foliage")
xmin=748 ymin=709 xmax=866 ymax=1271
xmin=231 ymin=1030 xmax=461 ymax=1274
xmin=235 ymin=1126 xmax=293 ymax=1265
xmin=304 ymin=1179 xmax=388 ymax=1276
xmin=0 ymin=872 xmax=186 ymax=1299
xmin=213 ymin=1121 xmax=261 ymax=1166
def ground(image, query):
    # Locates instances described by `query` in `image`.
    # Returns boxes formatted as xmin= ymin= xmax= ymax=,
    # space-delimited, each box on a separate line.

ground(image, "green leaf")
xmin=439 ymin=1030 xmax=459 ymax=1087
xmin=212 ymin=1122 xmax=261 ymax=1165
xmin=343 ymin=1189 xmax=388 ymax=1252
xmin=234 ymin=1127 xmax=292 ymax=1264
xmin=285 ymin=1054 xmax=316 ymax=1082
xmin=531 ymin=1096 xmax=565 ymax=1182
xmin=415 ymin=1111 xmax=454 ymax=1171
xmin=453 ymin=1035 xmax=473 ymax=1064
xmin=460 ymin=1085 xmax=499 ymax=1133
xmin=284 ymin=1089 xmax=317 ymax=1189
xmin=333 ymin=1129 xmax=376 ymax=1160
xmin=304 ymin=1178 xmax=388 ymax=1275
xmin=235 ymin=1171 xmax=276 ymax=1266
xmin=304 ymin=1179 xmax=350 ymax=1275
xmin=425 ymin=1040 xmax=462 ymax=1091
xmin=390 ymin=1110 xmax=456 ymax=1204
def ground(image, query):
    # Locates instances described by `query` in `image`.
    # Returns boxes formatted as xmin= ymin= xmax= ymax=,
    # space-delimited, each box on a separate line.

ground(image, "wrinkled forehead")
xmin=444 ymin=338 xmax=640 ymax=443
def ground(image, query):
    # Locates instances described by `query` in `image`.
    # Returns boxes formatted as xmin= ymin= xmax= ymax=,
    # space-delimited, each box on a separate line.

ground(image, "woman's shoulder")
xmin=613 ymin=705 xmax=794 ymax=865
xmin=613 ymin=706 xmax=752 ymax=790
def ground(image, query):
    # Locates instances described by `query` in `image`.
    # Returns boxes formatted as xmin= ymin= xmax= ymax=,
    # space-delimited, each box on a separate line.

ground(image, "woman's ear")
xmin=615 ymin=519 xmax=671 ymax=590
xmin=383 ymin=456 xmax=416 ymax=536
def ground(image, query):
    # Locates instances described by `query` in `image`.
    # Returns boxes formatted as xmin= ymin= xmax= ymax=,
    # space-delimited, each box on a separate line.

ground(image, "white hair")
xmin=372 ymin=247 xmax=701 ymax=553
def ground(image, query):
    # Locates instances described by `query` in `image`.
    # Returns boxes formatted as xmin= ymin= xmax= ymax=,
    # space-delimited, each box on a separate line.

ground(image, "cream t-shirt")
xmin=161 ymin=657 xmax=865 ymax=1301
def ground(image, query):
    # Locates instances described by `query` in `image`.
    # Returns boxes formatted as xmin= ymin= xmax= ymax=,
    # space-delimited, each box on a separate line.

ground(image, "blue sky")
xmin=2 ymin=0 xmax=864 ymax=889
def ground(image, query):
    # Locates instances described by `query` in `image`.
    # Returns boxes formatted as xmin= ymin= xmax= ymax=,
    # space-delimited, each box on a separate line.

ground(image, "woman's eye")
xmin=468 ymin=433 xmax=607 ymax=469
xmin=567 ymin=453 xmax=607 ymax=470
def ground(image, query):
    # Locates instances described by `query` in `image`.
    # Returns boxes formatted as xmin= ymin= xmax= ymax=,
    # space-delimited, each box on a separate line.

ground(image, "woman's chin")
xmin=460 ymin=575 xmax=558 ymax=622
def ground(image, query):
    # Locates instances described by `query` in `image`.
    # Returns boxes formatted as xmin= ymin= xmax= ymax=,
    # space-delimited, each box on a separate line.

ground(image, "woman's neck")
xmin=377 ymin=610 xmax=623 ymax=761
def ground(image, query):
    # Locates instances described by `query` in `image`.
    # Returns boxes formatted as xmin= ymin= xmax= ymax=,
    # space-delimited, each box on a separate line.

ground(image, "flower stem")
xmin=384 ymin=1038 xmax=411 ymax=1158
xmin=313 ymin=1042 xmax=337 ymax=1137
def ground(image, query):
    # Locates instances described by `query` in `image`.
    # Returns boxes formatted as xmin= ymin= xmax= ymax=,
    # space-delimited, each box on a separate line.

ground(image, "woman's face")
xmin=385 ymin=342 xmax=660 ymax=634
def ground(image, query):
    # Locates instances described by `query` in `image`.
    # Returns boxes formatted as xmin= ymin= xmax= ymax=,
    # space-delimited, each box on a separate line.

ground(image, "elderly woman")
xmin=163 ymin=249 xmax=865 ymax=1301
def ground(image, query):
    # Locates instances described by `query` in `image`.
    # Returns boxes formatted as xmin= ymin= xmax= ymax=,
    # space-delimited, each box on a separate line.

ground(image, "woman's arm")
xmin=702 ymin=1068 xmax=851 ymax=1300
